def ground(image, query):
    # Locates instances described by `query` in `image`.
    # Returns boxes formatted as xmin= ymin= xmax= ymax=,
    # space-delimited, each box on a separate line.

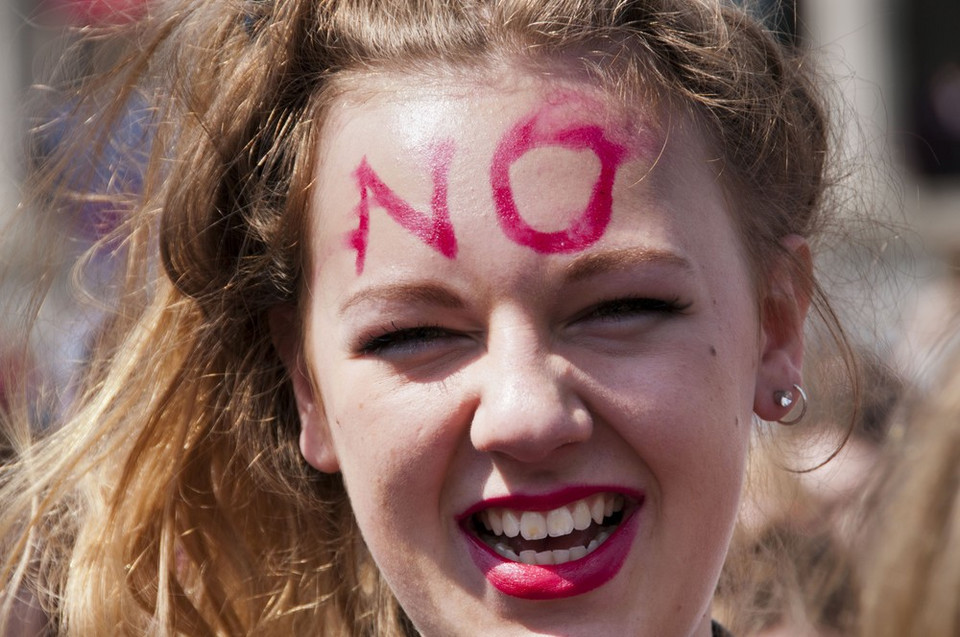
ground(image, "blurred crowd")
xmin=1 ymin=2 xmax=959 ymax=636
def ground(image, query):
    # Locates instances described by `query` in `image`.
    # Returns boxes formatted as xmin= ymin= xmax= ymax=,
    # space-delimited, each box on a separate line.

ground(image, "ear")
xmin=753 ymin=235 xmax=813 ymax=422
xmin=268 ymin=305 xmax=340 ymax=473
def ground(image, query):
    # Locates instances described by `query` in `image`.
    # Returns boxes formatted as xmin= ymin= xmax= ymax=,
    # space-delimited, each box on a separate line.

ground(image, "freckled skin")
xmin=287 ymin=71 xmax=804 ymax=637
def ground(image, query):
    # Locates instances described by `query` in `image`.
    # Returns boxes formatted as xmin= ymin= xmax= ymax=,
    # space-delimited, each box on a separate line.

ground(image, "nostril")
xmin=469 ymin=345 xmax=592 ymax=460
xmin=469 ymin=405 xmax=593 ymax=462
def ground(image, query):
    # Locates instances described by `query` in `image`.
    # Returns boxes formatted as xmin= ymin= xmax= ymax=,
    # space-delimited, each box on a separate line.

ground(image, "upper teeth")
xmin=480 ymin=493 xmax=624 ymax=541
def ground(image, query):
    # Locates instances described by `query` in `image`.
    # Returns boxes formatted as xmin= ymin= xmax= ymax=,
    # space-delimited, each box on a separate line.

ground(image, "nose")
xmin=470 ymin=318 xmax=593 ymax=463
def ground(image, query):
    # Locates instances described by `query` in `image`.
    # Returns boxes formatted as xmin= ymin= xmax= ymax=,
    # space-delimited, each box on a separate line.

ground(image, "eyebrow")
xmin=563 ymin=246 xmax=693 ymax=284
xmin=338 ymin=281 xmax=465 ymax=317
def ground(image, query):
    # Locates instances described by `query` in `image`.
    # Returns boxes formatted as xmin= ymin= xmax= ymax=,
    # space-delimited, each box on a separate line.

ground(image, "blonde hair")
xmin=856 ymin=348 xmax=960 ymax=637
xmin=1 ymin=1 xmax=853 ymax=634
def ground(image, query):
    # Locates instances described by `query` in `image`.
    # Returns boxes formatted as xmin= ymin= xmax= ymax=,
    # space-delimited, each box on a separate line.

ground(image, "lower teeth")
xmin=493 ymin=529 xmax=612 ymax=565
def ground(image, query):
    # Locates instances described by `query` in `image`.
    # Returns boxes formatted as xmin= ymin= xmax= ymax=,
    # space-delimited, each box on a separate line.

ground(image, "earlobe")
xmin=754 ymin=235 xmax=813 ymax=422
xmin=268 ymin=305 xmax=341 ymax=473
xmin=298 ymin=406 xmax=341 ymax=474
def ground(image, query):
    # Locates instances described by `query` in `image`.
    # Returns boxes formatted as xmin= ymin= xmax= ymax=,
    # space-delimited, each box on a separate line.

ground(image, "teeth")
xmin=479 ymin=511 xmax=493 ymax=532
xmin=482 ymin=494 xmax=624 ymax=541
xmin=488 ymin=509 xmax=503 ymax=535
xmin=590 ymin=495 xmax=605 ymax=524
xmin=520 ymin=511 xmax=548 ymax=541
xmin=586 ymin=531 xmax=610 ymax=554
xmin=477 ymin=493 xmax=628 ymax=565
xmin=502 ymin=510 xmax=520 ymax=538
xmin=546 ymin=507 xmax=575 ymax=537
xmin=492 ymin=530 xmax=614 ymax=566
xmin=495 ymin=543 xmax=520 ymax=562
xmin=493 ymin=541 xmax=610 ymax=566
xmin=534 ymin=550 xmax=555 ymax=566
xmin=572 ymin=500 xmax=592 ymax=531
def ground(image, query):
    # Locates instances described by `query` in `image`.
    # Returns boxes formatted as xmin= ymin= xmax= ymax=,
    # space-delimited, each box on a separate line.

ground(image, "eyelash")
xmin=356 ymin=296 xmax=689 ymax=356
xmin=358 ymin=323 xmax=456 ymax=356
xmin=579 ymin=296 xmax=690 ymax=322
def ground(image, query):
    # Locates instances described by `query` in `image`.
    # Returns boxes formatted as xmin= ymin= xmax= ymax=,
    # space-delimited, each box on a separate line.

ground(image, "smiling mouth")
xmin=469 ymin=493 xmax=627 ymax=566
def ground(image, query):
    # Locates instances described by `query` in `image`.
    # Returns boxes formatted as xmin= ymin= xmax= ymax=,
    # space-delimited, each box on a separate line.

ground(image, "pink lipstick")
xmin=458 ymin=487 xmax=642 ymax=600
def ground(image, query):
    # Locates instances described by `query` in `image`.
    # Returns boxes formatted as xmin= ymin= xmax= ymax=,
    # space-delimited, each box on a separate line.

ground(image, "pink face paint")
xmin=490 ymin=113 xmax=627 ymax=254
xmin=347 ymin=142 xmax=458 ymax=274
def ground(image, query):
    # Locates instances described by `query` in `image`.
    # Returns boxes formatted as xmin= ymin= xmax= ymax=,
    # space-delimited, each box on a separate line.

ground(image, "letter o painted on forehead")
xmin=490 ymin=115 xmax=627 ymax=254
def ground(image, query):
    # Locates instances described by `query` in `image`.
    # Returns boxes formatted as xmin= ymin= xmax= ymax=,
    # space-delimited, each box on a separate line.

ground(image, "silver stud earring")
xmin=775 ymin=390 xmax=794 ymax=409
xmin=774 ymin=383 xmax=808 ymax=425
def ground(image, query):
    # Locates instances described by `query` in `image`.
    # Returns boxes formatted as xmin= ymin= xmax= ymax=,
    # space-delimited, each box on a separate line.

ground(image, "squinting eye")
xmin=357 ymin=324 xmax=460 ymax=357
xmin=582 ymin=297 xmax=690 ymax=322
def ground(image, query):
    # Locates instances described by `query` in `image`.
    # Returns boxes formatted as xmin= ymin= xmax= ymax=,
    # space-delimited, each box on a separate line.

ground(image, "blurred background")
xmin=0 ymin=1 xmax=957 ymax=634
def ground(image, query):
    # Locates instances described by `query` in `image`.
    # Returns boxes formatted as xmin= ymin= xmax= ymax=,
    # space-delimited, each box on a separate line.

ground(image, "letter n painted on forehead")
xmin=490 ymin=114 xmax=627 ymax=254
xmin=347 ymin=143 xmax=458 ymax=274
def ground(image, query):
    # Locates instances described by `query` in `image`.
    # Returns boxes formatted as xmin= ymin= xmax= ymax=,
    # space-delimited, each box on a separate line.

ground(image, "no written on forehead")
xmin=341 ymin=95 xmax=660 ymax=274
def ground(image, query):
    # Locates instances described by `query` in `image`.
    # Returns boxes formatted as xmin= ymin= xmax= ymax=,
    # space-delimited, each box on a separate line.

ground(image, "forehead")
xmin=308 ymin=69 xmax=744 ymax=286
xmin=312 ymin=72 xmax=676 ymax=235
xmin=316 ymin=70 xmax=663 ymax=178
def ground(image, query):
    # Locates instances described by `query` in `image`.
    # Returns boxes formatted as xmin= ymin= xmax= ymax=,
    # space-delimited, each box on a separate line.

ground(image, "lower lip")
xmin=462 ymin=504 xmax=640 ymax=600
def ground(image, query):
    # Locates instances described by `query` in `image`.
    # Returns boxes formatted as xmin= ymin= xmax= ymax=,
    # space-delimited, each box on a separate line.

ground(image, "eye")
xmin=578 ymin=296 xmax=690 ymax=323
xmin=357 ymin=323 xmax=465 ymax=358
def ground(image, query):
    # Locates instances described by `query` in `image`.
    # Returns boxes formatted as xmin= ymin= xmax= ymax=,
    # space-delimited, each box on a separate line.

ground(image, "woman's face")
xmin=286 ymin=72 xmax=805 ymax=636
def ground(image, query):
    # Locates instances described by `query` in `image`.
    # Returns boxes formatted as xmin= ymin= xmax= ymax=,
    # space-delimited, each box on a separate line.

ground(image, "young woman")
xmin=0 ymin=1 xmax=857 ymax=634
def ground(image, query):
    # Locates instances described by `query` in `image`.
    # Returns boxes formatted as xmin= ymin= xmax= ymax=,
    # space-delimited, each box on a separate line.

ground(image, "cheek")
xmin=598 ymin=342 xmax=754 ymax=485
xmin=627 ymin=351 xmax=752 ymax=537
xmin=320 ymin=377 xmax=466 ymax=533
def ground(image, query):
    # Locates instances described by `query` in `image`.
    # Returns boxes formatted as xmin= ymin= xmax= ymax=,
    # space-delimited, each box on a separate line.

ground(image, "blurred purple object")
xmin=47 ymin=0 xmax=148 ymax=23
